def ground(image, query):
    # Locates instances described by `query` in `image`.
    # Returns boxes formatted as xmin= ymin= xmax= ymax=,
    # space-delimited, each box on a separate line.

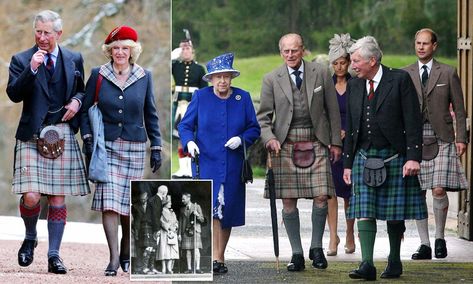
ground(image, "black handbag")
xmin=241 ymin=139 xmax=253 ymax=184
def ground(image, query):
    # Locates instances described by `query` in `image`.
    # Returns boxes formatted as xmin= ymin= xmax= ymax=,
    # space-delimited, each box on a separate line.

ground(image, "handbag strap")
xmin=94 ymin=73 xmax=103 ymax=104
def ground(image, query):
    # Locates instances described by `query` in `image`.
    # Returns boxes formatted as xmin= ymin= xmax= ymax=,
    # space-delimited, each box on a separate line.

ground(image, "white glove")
xmin=187 ymin=141 xmax=200 ymax=157
xmin=224 ymin=136 xmax=242 ymax=150
xmin=171 ymin=47 xmax=182 ymax=61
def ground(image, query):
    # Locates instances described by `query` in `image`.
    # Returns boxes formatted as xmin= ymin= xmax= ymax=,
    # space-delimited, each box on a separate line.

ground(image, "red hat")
xmin=104 ymin=26 xmax=138 ymax=44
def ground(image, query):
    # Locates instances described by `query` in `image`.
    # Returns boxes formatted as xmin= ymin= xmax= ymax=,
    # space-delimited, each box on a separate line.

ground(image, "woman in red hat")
xmin=80 ymin=26 xmax=163 ymax=276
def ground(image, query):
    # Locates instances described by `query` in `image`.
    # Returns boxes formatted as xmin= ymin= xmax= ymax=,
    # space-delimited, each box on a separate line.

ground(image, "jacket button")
xmin=119 ymin=95 xmax=123 ymax=100
xmin=118 ymin=123 xmax=122 ymax=127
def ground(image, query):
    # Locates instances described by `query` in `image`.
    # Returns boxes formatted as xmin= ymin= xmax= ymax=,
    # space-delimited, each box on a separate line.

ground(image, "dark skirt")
xmin=331 ymin=154 xmax=352 ymax=199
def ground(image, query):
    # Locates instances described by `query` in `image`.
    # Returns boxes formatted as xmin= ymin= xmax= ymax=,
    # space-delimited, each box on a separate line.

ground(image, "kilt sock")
xmin=47 ymin=205 xmax=67 ymax=258
xmin=433 ymin=194 xmax=449 ymax=239
xmin=310 ymin=202 xmax=327 ymax=249
xmin=415 ymin=218 xmax=431 ymax=246
xmin=387 ymin=221 xmax=406 ymax=262
xmin=282 ymin=208 xmax=303 ymax=255
xmin=358 ymin=220 xmax=376 ymax=265
xmin=19 ymin=197 xmax=40 ymax=240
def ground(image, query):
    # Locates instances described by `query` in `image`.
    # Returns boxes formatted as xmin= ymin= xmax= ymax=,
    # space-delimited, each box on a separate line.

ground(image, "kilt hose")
xmin=419 ymin=123 xmax=468 ymax=192
xmin=92 ymin=138 xmax=145 ymax=216
xmin=12 ymin=123 xmax=90 ymax=196
xmin=264 ymin=128 xmax=335 ymax=199
xmin=347 ymin=147 xmax=428 ymax=221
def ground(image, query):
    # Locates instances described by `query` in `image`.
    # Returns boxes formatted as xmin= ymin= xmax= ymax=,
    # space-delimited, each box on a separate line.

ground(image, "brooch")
xmin=235 ymin=95 xmax=241 ymax=101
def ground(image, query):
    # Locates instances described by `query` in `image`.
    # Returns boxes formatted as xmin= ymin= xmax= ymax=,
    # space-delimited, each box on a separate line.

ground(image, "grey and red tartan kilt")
xmin=12 ymin=123 xmax=90 ymax=196
xmin=347 ymin=147 xmax=428 ymax=221
xmin=264 ymin=128 xmax=335 ymax=199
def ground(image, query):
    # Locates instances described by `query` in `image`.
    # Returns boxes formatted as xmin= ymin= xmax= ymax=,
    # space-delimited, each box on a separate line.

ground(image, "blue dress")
xmin=178 ymin=86 xmax=260 ymax=228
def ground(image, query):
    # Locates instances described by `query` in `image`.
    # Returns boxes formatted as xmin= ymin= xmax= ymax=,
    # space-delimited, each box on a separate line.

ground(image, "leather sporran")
xmin=422 ymin=136 xmax=439 ymax=161
xmin=292 ymin=141 xmax=315 ymax=168
xmin=363 ymin=158 xmax=387 ymax=187
xmin=241 ymin=139 xmax=253 ymax=184
xmin=37 ymin=126 xmax=65 ymax=159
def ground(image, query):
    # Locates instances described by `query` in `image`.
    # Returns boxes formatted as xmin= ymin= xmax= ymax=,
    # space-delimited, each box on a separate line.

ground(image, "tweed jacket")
xmin=7 ymin=45 xmax=85 ymax=141
xmin=403 ymin=59 xmax=467 ymax=143
xmin=343 ymin=65 xmax=423 ymax=168
xmin=179 ymin=202 xmax=205 ymax=235
xmin=257 ymin=60 xmax=342 ymax=147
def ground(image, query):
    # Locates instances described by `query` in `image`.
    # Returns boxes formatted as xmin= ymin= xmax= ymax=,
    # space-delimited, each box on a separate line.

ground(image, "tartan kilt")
xmin=419 ymin=123 xmax=468 ymax=192
xmin=137 ymin=224 xmax=156 ymax=248
xmin=347 ymin=147 xmax=427 ymax=221
xmin=12 ymin=123 xmax=90 ymax=196
xmin=91 ymin=139 xmax=145 ymax=216
xmin=264 ymin=128 xmax=335 ymax=199
xmin=181 ymin=232 xmax=203 ymax=250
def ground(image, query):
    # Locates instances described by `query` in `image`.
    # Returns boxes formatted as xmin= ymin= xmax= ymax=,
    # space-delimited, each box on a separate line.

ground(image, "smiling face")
xmin=111 ymin=42 xmax=131 ymax=66
xmin=350 ymin=49 xmax=377 ymax=80
xmin=34 ymin=20 xmax=62 ymax=53
xmin=280 ymin=34 xmax=304 ymax=69
xmin=415 ymin=31 xmax=437 ymax=64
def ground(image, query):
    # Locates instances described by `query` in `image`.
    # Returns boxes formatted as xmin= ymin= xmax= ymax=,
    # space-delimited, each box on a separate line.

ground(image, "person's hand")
xmin=343 ymin=169 xmax=352 ymax=185
xmin=62 ymin=99 xmax=80 ymax=121
xmin=171 ymin=47 xmax=182 ymax=61
xmin=187 ymin=141 xmax=200 ymax=158
xmin=403 ymin=160 xmax=420 ymax=177
xmin=329 ymin=145 xmax=342 ymax=163
xmin=224 ymin=136 xmax=241 ymax=150
xmin=265 ymin=139 xmax=281 ymax=155
xmin=30 ymin=49 xmax=47 ymax=72
xmin=150 ymin=149 xmax=162 ymax=173
xmin=178 ymin=234 xmax=182 ymax=242
xmin=83 ymin=137 xmax=93 ymax=170
xmin=341 ymin=130 xmax=346 ymax=140
xmin=456 ymin=142 xmax=467 ymax=157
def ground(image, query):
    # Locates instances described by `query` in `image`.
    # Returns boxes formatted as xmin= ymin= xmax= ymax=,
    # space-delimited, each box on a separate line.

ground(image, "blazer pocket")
xmin=436 ymin=83 xmax=447 ymax=87
xmin=313 ymin=86 xmax=322 ymax=93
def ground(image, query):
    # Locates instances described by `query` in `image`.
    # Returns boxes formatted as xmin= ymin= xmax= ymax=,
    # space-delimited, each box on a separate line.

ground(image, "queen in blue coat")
xmin=178 ymin=53 xmax=260 ymax=274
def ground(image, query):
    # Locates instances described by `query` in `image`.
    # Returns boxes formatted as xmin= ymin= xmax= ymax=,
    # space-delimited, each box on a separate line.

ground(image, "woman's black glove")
xmin=150 ymin=149 xmax=162 ymax=173
xmin=83 ymin=137 xmax=94 ymax=170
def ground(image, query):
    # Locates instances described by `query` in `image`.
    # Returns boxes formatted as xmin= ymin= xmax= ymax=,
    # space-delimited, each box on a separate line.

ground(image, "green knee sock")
xmin=387 ymin=221 xmax=406 ymax=262
xmin=282 ymin=208 xmax=303 ymax=255
xmin=358 ymin=219 xmax=377 ymax=265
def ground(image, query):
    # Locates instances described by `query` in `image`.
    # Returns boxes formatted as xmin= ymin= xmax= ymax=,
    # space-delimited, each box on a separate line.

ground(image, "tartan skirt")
xmin=12 ymin=123 xmax=90 ymax=196
xmin=181 ymin=232 xmax=203 ymax=250
xmin=347 ymin=147 xmax=427 ymax=221
xmin=419 ymin=123 xmax=468 ymax=192
xmin=91 ymin=138 xmax=145 ymax=216
xmin=264 ymin=128 xmax=335 ymax=199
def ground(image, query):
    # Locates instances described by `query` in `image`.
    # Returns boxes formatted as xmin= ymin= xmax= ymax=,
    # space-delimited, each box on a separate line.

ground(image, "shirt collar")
xmin=366 ymin=65 xmax=383 ymax=91
xmin=418 ymin=59 xmax=433 ymax=72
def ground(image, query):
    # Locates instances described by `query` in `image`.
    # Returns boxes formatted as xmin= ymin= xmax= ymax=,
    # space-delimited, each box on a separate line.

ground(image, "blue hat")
xmin=203 ymin=53 xmax=240 ymax=82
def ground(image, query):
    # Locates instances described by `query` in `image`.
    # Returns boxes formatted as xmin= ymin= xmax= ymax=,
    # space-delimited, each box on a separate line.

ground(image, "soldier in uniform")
xmin=171 ymin=39 xmax=207 ymax=178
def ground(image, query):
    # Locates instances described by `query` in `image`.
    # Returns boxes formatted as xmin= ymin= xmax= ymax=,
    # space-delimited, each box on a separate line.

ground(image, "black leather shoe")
xmin=309 ymin=248 xmax=327 ymax=269
xmin=120 ymin=259 xmax=130 ymax=272
xmin=380 ymin=260 xmax=403 ymax=278
xmin=435 ymin=238 xmax=447 ymax=258
xmin=287 ymin=254 xmax=305 ymax=272
xmin=213 ymin=261 xmax=228 ymax=274
xmin=349 ymin=261 xmax=377 ymax=281
xmin=18 ymin=239 xmax=38 ymax=267
xmin=411 ymin=244 xmax=432 ymax=260
xmin=48 ymin=256 xmax=67 ymax=274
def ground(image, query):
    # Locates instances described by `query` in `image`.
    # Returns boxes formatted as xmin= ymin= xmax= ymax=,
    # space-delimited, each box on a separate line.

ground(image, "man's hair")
xmin=415 ymin=28 xmax=438 ymax=44
xmin=349 ymin=36 xmax=383 ymax=65
xmin=157 ymin=185 xmax=168 ymax=195
xmin=182 ymin=192 xmax=191 ymax=198
xmin=34 ymin=10 xmax=62 ymax=32
xmin=278 ymin=33 xmax=304 ymax=51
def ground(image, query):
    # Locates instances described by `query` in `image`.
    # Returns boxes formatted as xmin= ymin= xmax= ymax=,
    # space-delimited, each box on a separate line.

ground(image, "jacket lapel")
xmin=426 ymin=59 xmax=440 ymax=96
xmin=375 ymin=66 xmax=393 ymax=112
xmin=60 ymin=47 xmax=75 ymax=99
xmin=304 ymin=61 xmax=317 ymax=110
xmin=276 ymin=64 xmax=293 ymax=105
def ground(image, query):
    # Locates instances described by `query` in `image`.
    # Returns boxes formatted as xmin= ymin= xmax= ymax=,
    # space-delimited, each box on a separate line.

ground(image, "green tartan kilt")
xmin=347 ymin=147 xmax=427 ymax=220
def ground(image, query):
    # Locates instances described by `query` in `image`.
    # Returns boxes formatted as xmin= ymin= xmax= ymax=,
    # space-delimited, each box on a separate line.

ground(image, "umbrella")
xmin=267 ymin=152 xmax=280 ymax=272
xmin=193 ymin=150 xmax=200 ymax=179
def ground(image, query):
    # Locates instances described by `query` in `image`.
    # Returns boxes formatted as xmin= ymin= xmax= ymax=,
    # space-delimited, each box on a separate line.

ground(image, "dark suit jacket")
xmin=403 ymin=59 xmax=467 ymax=143
xmin=258 ymin=60 xmax=342 ymax=147
xmin=7 ymin=45 xmax=85 ymax=141
xmin=132 ymin=199 xmax=160 ymax=235
xmin=343 ymin=65 xmax=423 ymax=168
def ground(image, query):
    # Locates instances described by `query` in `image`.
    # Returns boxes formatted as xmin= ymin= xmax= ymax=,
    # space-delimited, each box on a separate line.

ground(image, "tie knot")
xmin=293 ymin=70 xmax=301 ymax=76
xmin=422 ymin=65 xmax=428 ymax=70
xmin=369 ymin=80 xmax=374 ymax=88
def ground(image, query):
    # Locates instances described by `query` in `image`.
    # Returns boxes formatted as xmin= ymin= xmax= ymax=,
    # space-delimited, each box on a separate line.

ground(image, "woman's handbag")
xmin=241 ymin=138 xmax=253 ymax=184
xmin=167 ymin=231 xmax=177 ymax=245
xmin=292 ymin=141 xmax=315 ymax=168
xmin=87 ymin=74 xmax=109 ymax=183
xmin=422 ymin=136 xmax=439 ymax=161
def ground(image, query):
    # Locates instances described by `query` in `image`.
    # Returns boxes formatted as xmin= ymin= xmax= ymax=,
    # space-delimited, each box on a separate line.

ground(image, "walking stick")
xmin=193 ymin=205 xmax=197 ymax=274
xmin=267 ymin=152 xmax=280 ymax=272
xmin=193 ymin=151 xmax=200 ymax=179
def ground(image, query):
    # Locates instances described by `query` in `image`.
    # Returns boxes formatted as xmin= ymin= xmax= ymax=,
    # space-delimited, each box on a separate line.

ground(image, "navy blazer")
xmin=7 ymin=46 xmax=85 ymax=141
xmin=343 ymin=65 xmax=423 ymax=168
xmin=80 ymin=66 xmax=162 ymax=147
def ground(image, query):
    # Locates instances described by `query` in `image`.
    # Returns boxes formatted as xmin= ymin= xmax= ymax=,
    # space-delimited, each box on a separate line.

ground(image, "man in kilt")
xmin=343 ymin=36 xmax=428 ymax=281
xmin=6 ymin=10 xmax=90 ymax=274
xmin=257 ymin=33 xmax=342 ymax=272
xmin=404 ymin=28 xmax=468 ymax=260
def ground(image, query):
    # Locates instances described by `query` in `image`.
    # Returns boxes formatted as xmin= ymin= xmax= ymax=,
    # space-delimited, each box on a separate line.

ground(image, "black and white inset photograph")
xmin=130 ymin=180 xmax=212 ymax=281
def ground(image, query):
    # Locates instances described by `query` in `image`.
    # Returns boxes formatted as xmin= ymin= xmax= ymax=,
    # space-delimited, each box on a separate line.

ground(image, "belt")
xmin=359 ymin=152 xmax=399 ymax=163
xmin=175 ymin=86 xmax=198 ymax=93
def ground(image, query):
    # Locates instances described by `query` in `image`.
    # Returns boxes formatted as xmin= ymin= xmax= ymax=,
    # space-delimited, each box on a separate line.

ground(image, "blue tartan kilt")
xmin=347 ymin=147 xmax=427 ymax=221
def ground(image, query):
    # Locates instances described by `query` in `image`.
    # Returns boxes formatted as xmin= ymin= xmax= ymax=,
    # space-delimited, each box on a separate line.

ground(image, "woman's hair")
xmin=34 ymin=10 xmax=62 ymax=32
xmin=348 ymin=36 xmax=383 ymax=65
xmin=102 ymin=39 xmax=142 ymax=64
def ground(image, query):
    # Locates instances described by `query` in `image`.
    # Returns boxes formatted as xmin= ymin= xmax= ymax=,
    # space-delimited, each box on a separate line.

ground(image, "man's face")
xmin=140 ymin=193 xmax=148 ymax=205
xmin=415 ymin=31 xmax=437 ymax=64
xmin=181 ymin=195 xmax=190 ymax=205
xmin=350 ymin=50 xmax=376 ymax=80
xmin=180 ymin=43 xmax=194 ymax=61
xmin=280 ymin=36 xmax=304 ymax=69
xmin=34 ymin=20 xmax=62 ymax=53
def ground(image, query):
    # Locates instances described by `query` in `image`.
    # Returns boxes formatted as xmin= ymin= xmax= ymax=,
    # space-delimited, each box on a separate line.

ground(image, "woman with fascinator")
xmin=178 ymin=53 xmax=260 ymax=274
xmin=80 ymin=26 xmax=162 ymax=276
xmin=325 ymin=33 xmax=356 ymax=256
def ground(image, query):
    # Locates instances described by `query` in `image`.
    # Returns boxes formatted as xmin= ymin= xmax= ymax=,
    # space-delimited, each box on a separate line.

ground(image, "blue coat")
xmin=178 ymin=86 xmax=260 ymax=228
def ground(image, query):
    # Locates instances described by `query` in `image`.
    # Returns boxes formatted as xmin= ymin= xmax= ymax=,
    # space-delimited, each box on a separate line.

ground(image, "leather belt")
xmin=175 ymin=86 xmax=198 ymax=93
